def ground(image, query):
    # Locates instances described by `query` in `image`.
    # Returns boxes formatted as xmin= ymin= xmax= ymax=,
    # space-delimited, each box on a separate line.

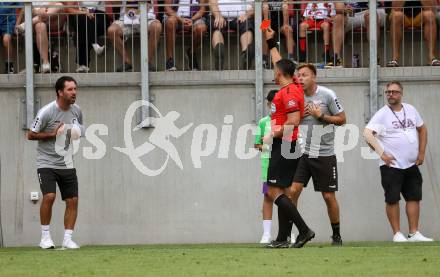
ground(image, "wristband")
xmin=266 ymin=38 xmax=278 ymax=50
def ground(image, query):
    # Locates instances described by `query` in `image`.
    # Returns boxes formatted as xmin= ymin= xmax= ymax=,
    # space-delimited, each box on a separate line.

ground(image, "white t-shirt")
xmin=177 ymin=0 xmax=191 ymax=17
xmin=366 ymin=103 xmax=424 ymax=169
xmin=303 ymin=2 xmax=335 ymax=20
xmin=121 ymin=0 xmax=156 ymax=24
xmin=218 ymin=0 xmax=253 ymax=18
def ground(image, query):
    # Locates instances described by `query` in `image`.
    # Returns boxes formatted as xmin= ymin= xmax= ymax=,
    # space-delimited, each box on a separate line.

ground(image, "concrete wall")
xmin=1 ymin=68 xmax=440 ymax=247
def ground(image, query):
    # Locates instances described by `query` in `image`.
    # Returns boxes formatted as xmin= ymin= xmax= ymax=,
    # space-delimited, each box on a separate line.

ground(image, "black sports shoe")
xmin=186 ymin=48 xmax=200 ymax=71
xmin=291 ymin=229 xmax=315 ymax=248
xmin=331 ymin=235 xmax=343 ymax=246
xmin=116 ymin=62 xmax=133 ymax=72
xmin=265 ymin=240 xmax=290 ymax=248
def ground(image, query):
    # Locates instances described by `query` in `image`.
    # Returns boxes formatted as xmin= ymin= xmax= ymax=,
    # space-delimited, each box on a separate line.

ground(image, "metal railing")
xmin=2 ymin=1 xmax=440 ymax=74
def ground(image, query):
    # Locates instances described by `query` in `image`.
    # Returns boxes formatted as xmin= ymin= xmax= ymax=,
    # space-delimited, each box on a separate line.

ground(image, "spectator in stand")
xmin=262 ymin=0 xmax=296 ymax=68
xmin=15 ymin=1 xmax=67 ymax=73
xmin=68 ymin=1 xmax=112 ymax=73
xmin=331 ymin=1 xmax=386 ymax=67
xmin=387 ymin=0 xmax=440 ymax=67
xmin=298 ymin=1 xmax=335 ymax=64
xmin=208 ymin=0 xmax=255 ymax=70
xmin=164 ymin=0 xmax=208 ymax=71
xmin=107 ymin=0 xmax=162 ymax=72
xmin=0 ymin=2 xmax=18 ymax=73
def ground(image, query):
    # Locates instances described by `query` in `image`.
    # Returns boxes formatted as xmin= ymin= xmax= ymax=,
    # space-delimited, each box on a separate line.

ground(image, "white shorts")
xmin=113 ymin=19 xmax=159 ymax=36
xmin=345 ymin=8 xmax=386 ymax=32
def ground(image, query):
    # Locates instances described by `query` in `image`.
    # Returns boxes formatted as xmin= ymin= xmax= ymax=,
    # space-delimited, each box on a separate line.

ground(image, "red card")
xmin=260 ymin=19 xmax=271 ymax=30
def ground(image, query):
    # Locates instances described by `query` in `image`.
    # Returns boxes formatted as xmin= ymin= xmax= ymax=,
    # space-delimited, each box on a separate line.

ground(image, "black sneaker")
xmin=148 ymin=63 xmax=157 ymax=72
xmin=265 ymin=240 xmax=290 ymax=248
xmin=213 ymin=43 xmax=225 ymax=70
xmin=116 ymin=63 xmax=133 ymax=72
xmin=186 ymin=48 xmax=200 ymax=71
xmin=331 ymin=235 xmax=343 ymax=246
xmin=51 ymin=51 xmax=59 ymax=72
xmin=262 ymin=55 xmax=270 ymax=69
xmin=291 ymin=229 xmax=315 ymax=248
xmin=166 ymin=58 xmax=176 ymax=71
xmin=239 ymin=47 xmax=254 ymax=70
xmin=4 ymin=62 xmax=14 ymax=74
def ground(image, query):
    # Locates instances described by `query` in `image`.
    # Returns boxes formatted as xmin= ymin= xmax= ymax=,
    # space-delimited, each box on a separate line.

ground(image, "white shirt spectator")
xmin=303 ymin=2 xmax=335 ymax=20
xmin=217 ymin=0 xmax=253 ymax=18
xmin=120 ymin=0 xmax=155 ymax=23
xmin=366 ymin=103 xmax=423 ymax=169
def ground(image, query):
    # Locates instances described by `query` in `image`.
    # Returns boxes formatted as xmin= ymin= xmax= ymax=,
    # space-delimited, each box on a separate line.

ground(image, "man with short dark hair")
xmin=263 ymin=27 xmax=314 ymax=248
xmin=28 ymin=76 xmax=85 ymax=249
xmin=292 ymin=63 xmax=346 ymax=245
xmin=364 ymin=81 xmax=433 ymax=242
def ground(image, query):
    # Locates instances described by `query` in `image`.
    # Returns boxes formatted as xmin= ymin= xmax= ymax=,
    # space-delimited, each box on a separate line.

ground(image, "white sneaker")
xmin=259 ymin=234 xmax=271 ymax=244
xmin=41 ymin=63 xmax=51 ymax=73
xmin=407 ymin=231 xmax=434 ymax=242
xmin=39 ymin=236 xmax=55 ymax=249
xmin=92 ymin=43 xmax=105 ymax=56
xmin=76 ymin=65 xmax=89 ymax=73
xmin=62 ymin=238 xmax=80 ymax=249
xmin=15 ymin=23 xmax=25 ymax=35
xmin=393 ymin=231 xmax=408 ymax=242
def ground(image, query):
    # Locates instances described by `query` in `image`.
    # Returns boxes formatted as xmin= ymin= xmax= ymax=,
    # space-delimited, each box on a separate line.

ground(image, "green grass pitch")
xmin=1 ymin=242 xmax=439 ymax=276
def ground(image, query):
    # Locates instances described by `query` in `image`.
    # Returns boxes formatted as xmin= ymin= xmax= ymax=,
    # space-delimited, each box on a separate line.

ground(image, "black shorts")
xmin=380 ymin=165 xmax=422 ymax=204
xmin=269 ymin=10 xmax=284 ymax=31
xmin=293 ymin=154 xmax=338 ymax=192
xmin=267 ymin=138 xmax=299 ymax=188
xmin=208 ymin=17 xmax=254 ymax=36
xmin=37 ymin=168 xmax=78 ymax=200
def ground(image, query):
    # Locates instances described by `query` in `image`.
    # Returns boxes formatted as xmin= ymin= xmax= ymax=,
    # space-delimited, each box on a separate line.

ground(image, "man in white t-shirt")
xmin=364 ymin=81 xmax=433 ymax=243
xmin=107 ymin=0 xmax=162 ymax=72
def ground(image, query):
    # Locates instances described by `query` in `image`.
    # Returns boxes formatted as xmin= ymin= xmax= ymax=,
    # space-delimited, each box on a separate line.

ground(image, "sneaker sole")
xmin=40 ymin=245 xmax=55 ymax=249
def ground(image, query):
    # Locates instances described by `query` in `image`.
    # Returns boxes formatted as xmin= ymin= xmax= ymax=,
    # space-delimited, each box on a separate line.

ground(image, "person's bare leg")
xmin=281 ymin=24 xmax=295 ymax=55
xmin=406 ymin=201 xmax=420 ymax=234
xmin=34 ymin=22 xmax=49 ymax=64
xmin=390 ymin=2 xmax=405 ymax=61
xmin=321 ymin=22 xmax=330 ymax=46
xmin=2 ymin=34 xmax=15 ymax=63
xmin=148 ymin=20 xmax=162 ymax=62
xmin=289 ymin=182 xmax=304 ymax=207
xmin=322 ymin=192 xmax=340 ymax=224
xmin=64 ymin=197 xmax=78 ymax=230
xmin=211 ymin=30 xmax=224 ymax=48
xmin=263 ymin=194 xmax=273 ymax=220
xmin=332 ymin=2 xmax=346 ymax=58
xmin=165 ymin=16 xmax=177 ymax=60
xmin=240 ymin=30 xmax=253 ymax=51
xmin=40 ymin=193 xmax=56 ymax=225
xmin=108 ymin=24 xmax=131 ymax=65
xmin=386 ymin=202 xmax=401 ymax=234
xmin=421 ymin=8 xmax=437 ymax=61
xmin=192 ymin=23 xmax=207 ymax=52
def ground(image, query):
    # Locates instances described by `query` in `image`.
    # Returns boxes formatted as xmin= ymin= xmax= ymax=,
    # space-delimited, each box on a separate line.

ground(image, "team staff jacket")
xmin=270 ymin=81 xmax=304 ymax=142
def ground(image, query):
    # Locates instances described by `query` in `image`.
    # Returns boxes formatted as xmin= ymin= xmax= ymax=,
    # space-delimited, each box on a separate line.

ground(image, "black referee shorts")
xmin=380 ymin=165 xmax=422 ymax=204
xmin=293 ymin=154 xmax=338 ymax=192
xmin=37 ymin=168 xmax=78 ymax=200
xmin=267 ymin=138 xmax=299 ymax=188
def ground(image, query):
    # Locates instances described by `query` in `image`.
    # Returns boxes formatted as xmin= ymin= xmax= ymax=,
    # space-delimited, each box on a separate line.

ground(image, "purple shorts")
xmin=262 ymin=182 xmax=269 ymax=195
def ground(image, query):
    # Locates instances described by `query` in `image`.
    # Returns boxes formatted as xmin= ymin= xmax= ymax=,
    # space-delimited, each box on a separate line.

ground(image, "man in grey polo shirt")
xmin=291 ymin=63 xmax=346 ymax=245
xmin=28 ymin=76 xmax=84 ymax=249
